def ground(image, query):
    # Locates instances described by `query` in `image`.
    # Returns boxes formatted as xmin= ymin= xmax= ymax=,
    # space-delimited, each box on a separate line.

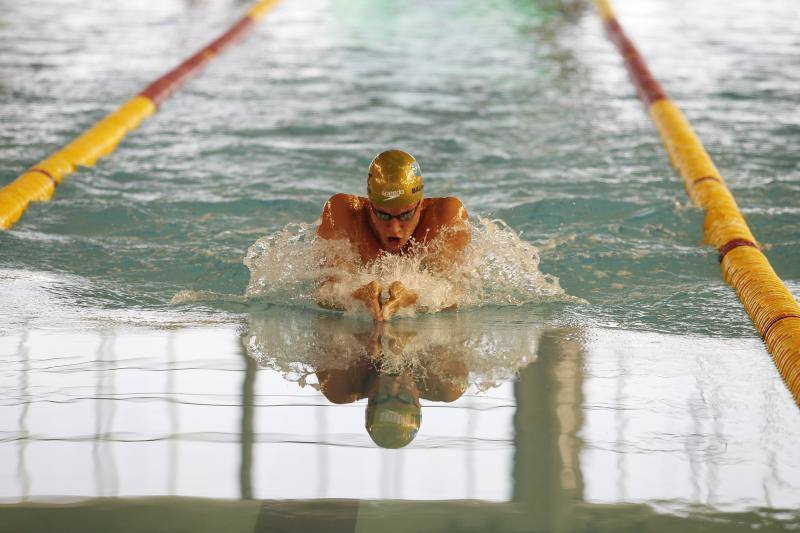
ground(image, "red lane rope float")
xmin=594 ymin=0 xmax=800 ymax=406
xmin=0 ymin=0 xmax=281 ymax=230
xmin=717 ymin=238 xmax=760 ymax=263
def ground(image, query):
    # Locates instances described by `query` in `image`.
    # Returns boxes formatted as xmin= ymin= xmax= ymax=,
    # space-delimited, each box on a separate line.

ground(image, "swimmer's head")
xmin=367 ymin=150 xmax=424 ymax=209
xmin=366 ymin=150 xmax=424 ymax=252
xmin=365 ymin=373 xmax=421 ymax=449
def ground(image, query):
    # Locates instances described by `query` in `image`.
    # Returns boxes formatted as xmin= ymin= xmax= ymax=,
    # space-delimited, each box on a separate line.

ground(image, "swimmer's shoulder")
xmin=421 ymin=197 xmax=469 ymax=226
xmin=324 ymin=193 xmax=369 ymax=215
xmin=416 ymin=197 xmax=470 ymax=249
xmin=318 ymin=194 xmax=368 ymax=239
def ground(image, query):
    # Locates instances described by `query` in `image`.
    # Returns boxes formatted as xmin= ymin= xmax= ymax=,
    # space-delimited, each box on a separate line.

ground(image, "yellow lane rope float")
xmin=594 ymin=0 xmax=800 ymax=405
xmin=0 ymin=0 xmax=282 ymax=230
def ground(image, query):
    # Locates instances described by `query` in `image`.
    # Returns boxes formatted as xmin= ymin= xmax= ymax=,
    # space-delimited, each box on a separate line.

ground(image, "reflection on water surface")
xmin=247 ymin=310 xmax=539 ymax=450
xmin=1 ymin=310 xmax=799 ymax=531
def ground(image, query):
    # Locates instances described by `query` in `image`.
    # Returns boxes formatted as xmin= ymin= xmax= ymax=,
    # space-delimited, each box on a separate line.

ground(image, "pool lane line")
xmin=0 ymin=0 xmax=281 ymax=231
xmin=594 ymin=0 xmax=800 ymax=405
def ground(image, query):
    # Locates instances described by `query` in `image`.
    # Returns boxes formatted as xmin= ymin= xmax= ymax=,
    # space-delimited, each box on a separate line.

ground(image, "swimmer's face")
xmin=368 ymin=201 xmax=421 ymax=252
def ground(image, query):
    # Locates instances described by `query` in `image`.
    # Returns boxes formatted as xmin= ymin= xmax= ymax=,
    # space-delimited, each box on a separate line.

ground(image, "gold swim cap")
xmin=365 ymin=401 xmax=421 ymax=449
xmin=367 ymin=150 xmax=424 ymax=208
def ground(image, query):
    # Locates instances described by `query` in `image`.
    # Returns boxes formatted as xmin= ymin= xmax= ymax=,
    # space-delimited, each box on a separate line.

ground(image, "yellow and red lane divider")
xmin=0 ymin=0 xmax=281 ymax=230
xmin=594 ymin=0 xmax=800 ymax=405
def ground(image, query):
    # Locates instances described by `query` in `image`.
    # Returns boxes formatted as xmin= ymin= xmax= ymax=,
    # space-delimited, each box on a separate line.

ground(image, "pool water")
xmin=1 ymin=0 xmax=799 ymax=530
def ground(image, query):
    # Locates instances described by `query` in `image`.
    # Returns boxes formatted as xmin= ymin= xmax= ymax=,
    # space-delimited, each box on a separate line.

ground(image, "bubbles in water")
xmin=243 ymin=216 xmax=576 ymax=315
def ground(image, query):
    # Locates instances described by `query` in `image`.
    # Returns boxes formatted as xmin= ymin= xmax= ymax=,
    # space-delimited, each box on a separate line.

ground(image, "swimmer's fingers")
xmin=382 ymin=287 xmax=418 ymax=321
xmin=368 ymin=280 xmax=382 ymax=301
xmin=352 ymin=280 xmax=381 ymax=302
xmin=367 ymin=281 xmax=384 ymax=320
xmin=388 ymin=281 xmax=406 ymax=300
xmin=381 ymin=300 xmax=398 ymax=321
xmin=352 ymin=281 xmax=384 ymax=321
xmin=369 ymin=299 xmax=384 ymax=321
xmin=388 ymin=281 xmax=418 ymax=307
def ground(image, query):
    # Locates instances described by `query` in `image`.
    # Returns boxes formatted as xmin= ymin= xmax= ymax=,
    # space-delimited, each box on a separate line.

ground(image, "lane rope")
xmin=0 ymin=0 xmax=281 ymax=230
xmin=594 ymin=0 xmax=800 ymax=405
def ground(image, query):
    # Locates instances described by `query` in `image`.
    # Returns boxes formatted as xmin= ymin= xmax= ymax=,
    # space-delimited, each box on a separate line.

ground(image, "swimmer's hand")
xmin=352 ymin=281 xmax=383 ymax=321
xmin=381 ymin=281 xmax=418 ymax=321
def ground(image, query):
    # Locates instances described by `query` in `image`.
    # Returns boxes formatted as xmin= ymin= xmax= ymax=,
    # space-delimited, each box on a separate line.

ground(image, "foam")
xmin=243 ymin=216 xmax=576 ymax=315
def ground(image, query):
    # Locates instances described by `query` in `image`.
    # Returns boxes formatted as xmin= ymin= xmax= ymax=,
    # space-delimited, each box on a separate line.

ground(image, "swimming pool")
xmin=1 ymin=0 xmax=799 ymax=530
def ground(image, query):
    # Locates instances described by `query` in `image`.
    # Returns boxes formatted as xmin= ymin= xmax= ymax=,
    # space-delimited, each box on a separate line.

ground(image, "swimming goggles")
xmin=372 ymin=202 xmax=420 ymax=222
xmin=370 ymin=390 xmax=419 ymax=407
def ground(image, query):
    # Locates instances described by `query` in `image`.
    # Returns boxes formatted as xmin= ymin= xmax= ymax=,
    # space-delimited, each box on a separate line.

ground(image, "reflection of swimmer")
xmin=316 ymin=322 xmax=468 ymax=448
xmin=316 ymin=150 xmax=470 ymax=321
xmin=246 ymin=309 xmax=541 ymax=394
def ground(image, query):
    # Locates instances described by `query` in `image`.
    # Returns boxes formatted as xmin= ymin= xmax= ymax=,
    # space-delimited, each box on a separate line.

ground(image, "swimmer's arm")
xmin=423 ymin=197 xmax=471 ymax=274
xmin=315 ymin=194 xmax=357 ymax=311
xmin=315 ymin=195 xmax=384 ymax=319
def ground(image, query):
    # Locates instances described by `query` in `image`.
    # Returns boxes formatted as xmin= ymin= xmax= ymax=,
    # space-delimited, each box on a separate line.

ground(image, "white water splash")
xmin=243 ymin=216 xmax=576 ymax=315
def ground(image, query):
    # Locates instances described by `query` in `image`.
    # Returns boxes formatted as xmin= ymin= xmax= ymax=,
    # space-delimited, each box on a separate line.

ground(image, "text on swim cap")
xmin=382 ymin=190 xmax=403 ymax=200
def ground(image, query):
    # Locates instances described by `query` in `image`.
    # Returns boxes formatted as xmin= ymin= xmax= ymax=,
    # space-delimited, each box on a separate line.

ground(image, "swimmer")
xmin=316 ymin=321 xmax=469 ymax=448
xmin=317 ymin=149 xmax=470 ymax=320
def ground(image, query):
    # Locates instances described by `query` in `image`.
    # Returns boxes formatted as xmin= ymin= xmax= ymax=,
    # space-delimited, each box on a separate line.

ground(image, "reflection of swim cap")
xmin=367 ymin=150 xmax=424 ymax=208
xmin=365 ymin=400 xmax=421 ymax=449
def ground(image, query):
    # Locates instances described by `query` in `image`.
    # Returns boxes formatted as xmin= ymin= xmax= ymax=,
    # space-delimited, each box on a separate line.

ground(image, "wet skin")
xmin=317 ymin=195 xmax=470 ymax=320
